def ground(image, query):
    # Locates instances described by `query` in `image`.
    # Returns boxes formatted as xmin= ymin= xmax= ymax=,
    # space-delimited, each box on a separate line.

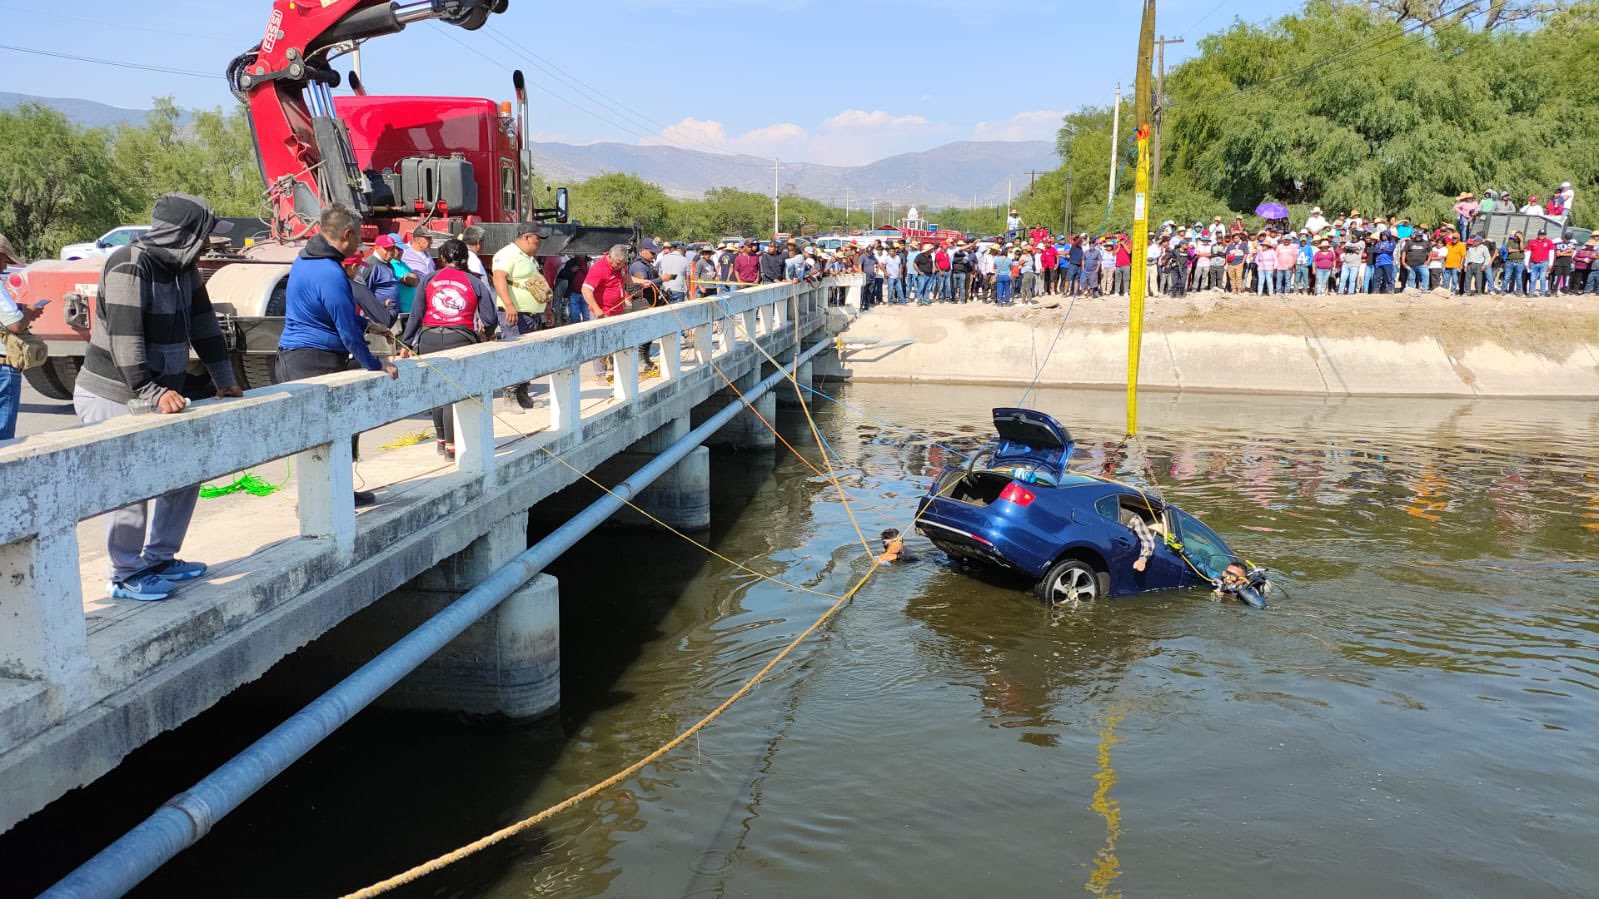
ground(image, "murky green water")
xmin=10 ymin=383 xmax=1599 ymax=898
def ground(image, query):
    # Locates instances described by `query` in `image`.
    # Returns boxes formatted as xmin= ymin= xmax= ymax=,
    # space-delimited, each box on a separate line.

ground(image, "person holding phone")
xmin=0 ymin=233 xmax=44 ymax=441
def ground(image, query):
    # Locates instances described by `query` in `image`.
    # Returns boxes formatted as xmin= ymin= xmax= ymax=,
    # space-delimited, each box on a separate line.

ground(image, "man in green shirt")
xmin=492 ymin=224 xmax=551 ymax=336
xmin=491 ymin=224 xmax=550 ymax=409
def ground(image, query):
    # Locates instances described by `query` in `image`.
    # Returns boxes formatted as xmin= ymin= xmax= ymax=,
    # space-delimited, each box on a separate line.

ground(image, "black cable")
xmin=0 ymin=43 xmax=217 ymax=79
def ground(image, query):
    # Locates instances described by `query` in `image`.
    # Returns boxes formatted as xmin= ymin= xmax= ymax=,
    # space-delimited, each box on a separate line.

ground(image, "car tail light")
xmin=998 ymin=483 xmax=1036 ymax=507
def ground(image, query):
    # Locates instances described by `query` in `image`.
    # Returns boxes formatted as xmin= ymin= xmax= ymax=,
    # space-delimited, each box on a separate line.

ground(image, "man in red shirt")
xmin=582 ymin=244 xmax=630 ymax=318
xmin=732 ymin=242 xmax=761 ymax=285
xmin=1526 ymin=228 xmax=1555 ymax=296
xmin=1040 ymin=241 xmax=1058 ymax=294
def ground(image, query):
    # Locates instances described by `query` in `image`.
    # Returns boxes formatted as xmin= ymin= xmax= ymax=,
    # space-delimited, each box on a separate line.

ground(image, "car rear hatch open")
xmin=991 ymin=407 xmax=1075 ymax=480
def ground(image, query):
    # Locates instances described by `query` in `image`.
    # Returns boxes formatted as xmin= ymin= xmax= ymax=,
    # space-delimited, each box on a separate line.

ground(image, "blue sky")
xmin=2 ymin=0 xmax=1300 ymax=166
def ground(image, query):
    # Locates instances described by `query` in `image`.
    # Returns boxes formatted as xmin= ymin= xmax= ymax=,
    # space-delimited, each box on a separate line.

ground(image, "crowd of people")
xmin=823 ymin=182 xmax=1591 ymax=305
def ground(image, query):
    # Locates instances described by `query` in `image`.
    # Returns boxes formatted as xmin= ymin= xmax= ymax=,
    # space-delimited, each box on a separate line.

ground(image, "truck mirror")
xmin=555 ymin=187 xmax=569 ymax=224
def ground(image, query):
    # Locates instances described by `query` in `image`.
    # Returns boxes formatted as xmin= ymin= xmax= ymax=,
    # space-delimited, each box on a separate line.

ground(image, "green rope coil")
xmin=199 ymin=460 xmax=292 ymax=499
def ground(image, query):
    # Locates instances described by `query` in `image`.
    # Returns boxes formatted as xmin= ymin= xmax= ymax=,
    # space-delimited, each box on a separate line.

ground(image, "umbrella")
xmin=1255 ymin=202 xmax=1289 ymax=219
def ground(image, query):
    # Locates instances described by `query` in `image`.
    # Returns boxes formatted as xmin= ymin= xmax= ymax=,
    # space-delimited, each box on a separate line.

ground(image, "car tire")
xmin=1034 ymin=558 xmax=1108 ymax=605
xmin=22 ymin=356 xmax=81 ymax=401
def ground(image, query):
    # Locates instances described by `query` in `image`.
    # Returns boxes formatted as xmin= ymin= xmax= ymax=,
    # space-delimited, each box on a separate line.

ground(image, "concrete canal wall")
xmin=827 ymin=299 xmax=1599 ymax=398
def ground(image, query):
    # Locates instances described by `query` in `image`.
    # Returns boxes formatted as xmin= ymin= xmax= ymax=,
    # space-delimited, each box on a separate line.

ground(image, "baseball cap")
xmin=373 ymin=234 xmax=397 ymax=249
xmin=638 ymin=239 xmax=659 ymax=253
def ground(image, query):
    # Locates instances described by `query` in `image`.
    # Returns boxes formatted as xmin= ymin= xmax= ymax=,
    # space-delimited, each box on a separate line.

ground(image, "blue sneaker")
xmin=108 ymin=573 xmax=173 ymax=602
xmin=148 ymin=559 xmax=207 ymax=582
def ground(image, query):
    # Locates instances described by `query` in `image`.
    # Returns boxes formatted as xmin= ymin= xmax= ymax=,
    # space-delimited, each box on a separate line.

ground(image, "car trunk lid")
xmin=991 ymin=407 xmax=1074 ymax=478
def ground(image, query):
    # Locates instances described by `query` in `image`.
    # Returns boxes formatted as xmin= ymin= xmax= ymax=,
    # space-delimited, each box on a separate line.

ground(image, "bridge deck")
xmin=0 ymin=281 xmax=839 ymax=833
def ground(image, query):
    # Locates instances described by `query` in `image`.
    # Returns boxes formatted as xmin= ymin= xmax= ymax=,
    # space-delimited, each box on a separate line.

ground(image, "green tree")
xmin=567 ymin=171 xmax=674 ymax=233
xmin=0 ymin=104 xmax=134 ymax=259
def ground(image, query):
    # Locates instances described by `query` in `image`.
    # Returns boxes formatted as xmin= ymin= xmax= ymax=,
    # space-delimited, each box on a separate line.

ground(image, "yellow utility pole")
xmin=1126 ymin=0 xmax=1156 ymax=436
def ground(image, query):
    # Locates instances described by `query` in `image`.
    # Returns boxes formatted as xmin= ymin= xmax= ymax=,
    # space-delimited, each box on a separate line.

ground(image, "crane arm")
xmin=229 ymin=0 xmax=508 ymax=238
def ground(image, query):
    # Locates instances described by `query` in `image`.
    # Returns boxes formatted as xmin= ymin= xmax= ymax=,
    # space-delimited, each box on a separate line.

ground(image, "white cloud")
xmin=645 ymin=109 xmax=945 ymax=166
xmin=973 ymin=110 xmax=1066 ymax=142
xmin=822 ymin=109 xmax=930 ymax=130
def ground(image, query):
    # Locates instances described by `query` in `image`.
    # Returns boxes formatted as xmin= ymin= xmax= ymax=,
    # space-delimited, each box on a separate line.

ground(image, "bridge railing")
xmin=0 ymin=279 xmax=829 ymax=691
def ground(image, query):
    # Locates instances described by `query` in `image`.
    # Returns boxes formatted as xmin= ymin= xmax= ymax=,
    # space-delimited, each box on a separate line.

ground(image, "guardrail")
xmin=0 ymin=279 xmax=829 ymax=694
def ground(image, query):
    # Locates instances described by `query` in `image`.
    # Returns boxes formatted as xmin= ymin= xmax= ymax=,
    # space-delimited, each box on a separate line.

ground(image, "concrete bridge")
xmin=0 ymin=279 xmax=842 ymax=835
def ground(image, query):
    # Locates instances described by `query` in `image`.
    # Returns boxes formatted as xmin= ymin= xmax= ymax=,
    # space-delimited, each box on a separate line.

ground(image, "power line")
xmin=456 ymin=32 xmax=778 ymax=176
xmin=0 ymin=43 xmax=218 ymax=79
xmin=1181 ymin=0 xmax=1235 ymax=38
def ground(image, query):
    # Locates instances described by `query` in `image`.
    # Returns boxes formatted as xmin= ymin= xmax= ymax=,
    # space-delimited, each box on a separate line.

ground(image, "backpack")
xmin=3 ymin=327 xmax=47 ymax=371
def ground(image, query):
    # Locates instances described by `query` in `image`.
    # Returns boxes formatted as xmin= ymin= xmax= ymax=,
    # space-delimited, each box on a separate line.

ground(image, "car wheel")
xmin=1034 ymin=558 xmax=1107 ymax=605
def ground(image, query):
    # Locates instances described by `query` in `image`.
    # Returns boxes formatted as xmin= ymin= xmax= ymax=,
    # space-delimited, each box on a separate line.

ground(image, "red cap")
xmin=374 ymin=235 xmax=397 ymax=250
xmin=342 ymin=255 xmax=363 ymax=267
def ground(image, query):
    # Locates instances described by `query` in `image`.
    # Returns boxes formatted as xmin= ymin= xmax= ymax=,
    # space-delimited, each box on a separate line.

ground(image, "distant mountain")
xmin=0 ymin=91 xmax=162 ymax=128
xmin=3 ymin=92 xmax=1056 ymax=207
xmin=529 ymin=139 xmax=1057 ymax=208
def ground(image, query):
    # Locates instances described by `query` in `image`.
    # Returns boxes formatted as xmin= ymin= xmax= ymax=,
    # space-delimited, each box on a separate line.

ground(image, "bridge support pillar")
xmin=282 ymin=514 xmax=560 ymax=720
xmin=611 ymin=418 xmax=711 ymax=531
xmin=777 ymin=361 xmax=813 ymax=408
xmin=378 ymin=514 xmax=558 ymax=719
xmin=706 ymin=370 xmax=776 ymax=451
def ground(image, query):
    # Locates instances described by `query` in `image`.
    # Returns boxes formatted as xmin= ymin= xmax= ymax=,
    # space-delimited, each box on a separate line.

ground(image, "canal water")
xmin=9 ymin=382 xmax=1599 ymax=898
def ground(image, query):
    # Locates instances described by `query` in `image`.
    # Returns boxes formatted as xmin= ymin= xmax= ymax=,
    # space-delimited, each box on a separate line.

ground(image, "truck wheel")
xmin=1034 ymin=558 xmax=1108 ymax=605
xmin=232 ymin=353 xmax=280 ymax=391
xmin=22 ymin=357 xmax=81 ymax=401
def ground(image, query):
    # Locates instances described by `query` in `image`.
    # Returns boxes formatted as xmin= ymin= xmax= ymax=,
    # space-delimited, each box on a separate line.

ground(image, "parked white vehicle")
xmin=58 ymin=226 xmax=151 ymax=261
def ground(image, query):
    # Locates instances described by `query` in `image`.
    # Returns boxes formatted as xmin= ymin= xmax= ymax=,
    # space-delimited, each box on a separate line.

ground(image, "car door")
xmin=1094 ymin=495 xmax=1187 ymax=594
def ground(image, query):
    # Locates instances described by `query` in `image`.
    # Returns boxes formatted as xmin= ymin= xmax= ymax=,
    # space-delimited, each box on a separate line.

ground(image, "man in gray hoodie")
xmin=74 ymin=193 xmax=241 ymax=601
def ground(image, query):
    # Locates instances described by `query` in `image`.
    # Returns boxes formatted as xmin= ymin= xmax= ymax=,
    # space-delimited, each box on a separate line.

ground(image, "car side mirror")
xmin=554 ymin=187 xmax=569 ymax=224
xmin=96 ymin=240 xmax=110 ymax=249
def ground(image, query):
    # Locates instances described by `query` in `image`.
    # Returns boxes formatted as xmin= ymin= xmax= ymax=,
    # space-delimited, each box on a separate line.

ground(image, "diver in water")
xmin=1213 ymin=561 xmax=1269 ymax=608
xmin=878 ymin=528 xmax=918 ymax=564
xmin=1214 ymin=562 xmax=1249 ymax=598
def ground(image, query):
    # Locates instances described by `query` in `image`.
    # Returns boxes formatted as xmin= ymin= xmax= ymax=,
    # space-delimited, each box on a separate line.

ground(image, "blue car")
xmin=915 ymin=408 xmax=1266 ymax=607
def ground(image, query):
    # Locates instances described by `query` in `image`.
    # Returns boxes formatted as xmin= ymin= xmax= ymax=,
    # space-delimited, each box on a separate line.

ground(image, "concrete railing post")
xmin=548 ymin=367 xmax=582 ymax=436
xmin=0 ymin=528 xmax=89 ymax=691
xmin=692 ymin=324 xmax=714 ymax=365
xmin=296 ymin=439 xmax=356 ymax=555
xmin=661 ymin=330 xmax=683 ymax=381
xmin=452 ymin=393 xmax=496 ymax=482
xmin=612 ymin=347 xmax=640 ymax=401
xmin=742 ymin=309 xmax=759 ymax=345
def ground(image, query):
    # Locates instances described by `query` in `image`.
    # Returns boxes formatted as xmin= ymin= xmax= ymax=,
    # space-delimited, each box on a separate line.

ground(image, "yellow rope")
xmin=406 ymin=355 xmax=844 ymax=601
xmin=663 ymin=291 xmax=878 ymax=560
xmin=344 ymin=302 xmax=962 ymax=897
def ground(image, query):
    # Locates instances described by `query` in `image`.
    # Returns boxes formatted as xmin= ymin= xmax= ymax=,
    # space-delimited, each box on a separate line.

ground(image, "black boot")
xmin=514 ymin=384 xmax=535 ymax=409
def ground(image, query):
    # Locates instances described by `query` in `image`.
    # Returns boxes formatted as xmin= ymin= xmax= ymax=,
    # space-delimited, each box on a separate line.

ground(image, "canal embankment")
xmin=830 ymin=291 xmax=1599 ymax=397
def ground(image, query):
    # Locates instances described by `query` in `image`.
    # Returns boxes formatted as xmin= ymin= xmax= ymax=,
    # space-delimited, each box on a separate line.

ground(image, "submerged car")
xmin=916 ymin=408 xmax=1267 ymax=607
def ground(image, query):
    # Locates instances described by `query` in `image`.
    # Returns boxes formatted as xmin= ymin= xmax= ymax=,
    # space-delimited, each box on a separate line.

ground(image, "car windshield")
xmin=103 ymin=229 xmax=138 ymax=246
xmin=1172 ymin=509 xmax=1235 ymax=578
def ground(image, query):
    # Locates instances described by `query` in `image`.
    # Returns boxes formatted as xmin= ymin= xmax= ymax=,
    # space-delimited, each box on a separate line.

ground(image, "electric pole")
xmin=1025 ymin=170 xmax=1044 ymax=194
xmin=1152 ymin=34 xmax=1184 ymax=193
xmin=1064 ymin=168 xmax=1073 ymax=236
xmin=844 ymin=187 xmax=852 ymax=229
xmin=773 ymin=158 xmax=780 ymax=238
xmin=1108 ymin=82 xmax=1121 ymax=210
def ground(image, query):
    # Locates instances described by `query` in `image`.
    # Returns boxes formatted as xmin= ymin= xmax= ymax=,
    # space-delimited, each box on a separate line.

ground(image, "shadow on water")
xmin=0 ymin=409 xmax=831 ymax=899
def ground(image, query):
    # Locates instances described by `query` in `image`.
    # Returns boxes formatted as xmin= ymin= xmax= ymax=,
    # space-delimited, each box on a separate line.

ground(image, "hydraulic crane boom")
xmin=227 ymin=0 xmax=508 ymax=238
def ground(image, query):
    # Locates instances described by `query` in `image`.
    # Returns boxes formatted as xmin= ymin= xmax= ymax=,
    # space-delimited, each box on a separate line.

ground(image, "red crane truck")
xmin=6 ymin=0 xmax=625 ymax=396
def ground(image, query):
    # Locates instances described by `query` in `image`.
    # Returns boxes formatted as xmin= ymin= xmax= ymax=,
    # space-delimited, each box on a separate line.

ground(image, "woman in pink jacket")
xmin=1254 ymin=238 xmax=1278 ymax=296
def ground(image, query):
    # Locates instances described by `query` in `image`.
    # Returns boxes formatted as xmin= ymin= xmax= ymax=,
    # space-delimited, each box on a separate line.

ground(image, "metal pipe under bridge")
xmin=0 ymin=278 xmax=846 ymax=838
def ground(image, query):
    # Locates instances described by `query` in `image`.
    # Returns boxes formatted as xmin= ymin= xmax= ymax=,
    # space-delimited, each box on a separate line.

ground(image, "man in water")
xmin=877 ymin=528 xmax=918 ymax=564
xmin=1213 ymin=562 xmax=1249 ymax=598
xmin=1120 ymin=506 xmax=1154 ymax=573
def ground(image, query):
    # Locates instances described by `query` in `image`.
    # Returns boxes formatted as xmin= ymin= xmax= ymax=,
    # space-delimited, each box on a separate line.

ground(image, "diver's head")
xmin=881 ymin=528 xmax=901 ymax=551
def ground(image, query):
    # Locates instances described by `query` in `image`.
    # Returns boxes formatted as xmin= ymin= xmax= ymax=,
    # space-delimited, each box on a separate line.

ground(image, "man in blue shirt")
xmin=277 ymin=205 xmax=399 ymax=506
